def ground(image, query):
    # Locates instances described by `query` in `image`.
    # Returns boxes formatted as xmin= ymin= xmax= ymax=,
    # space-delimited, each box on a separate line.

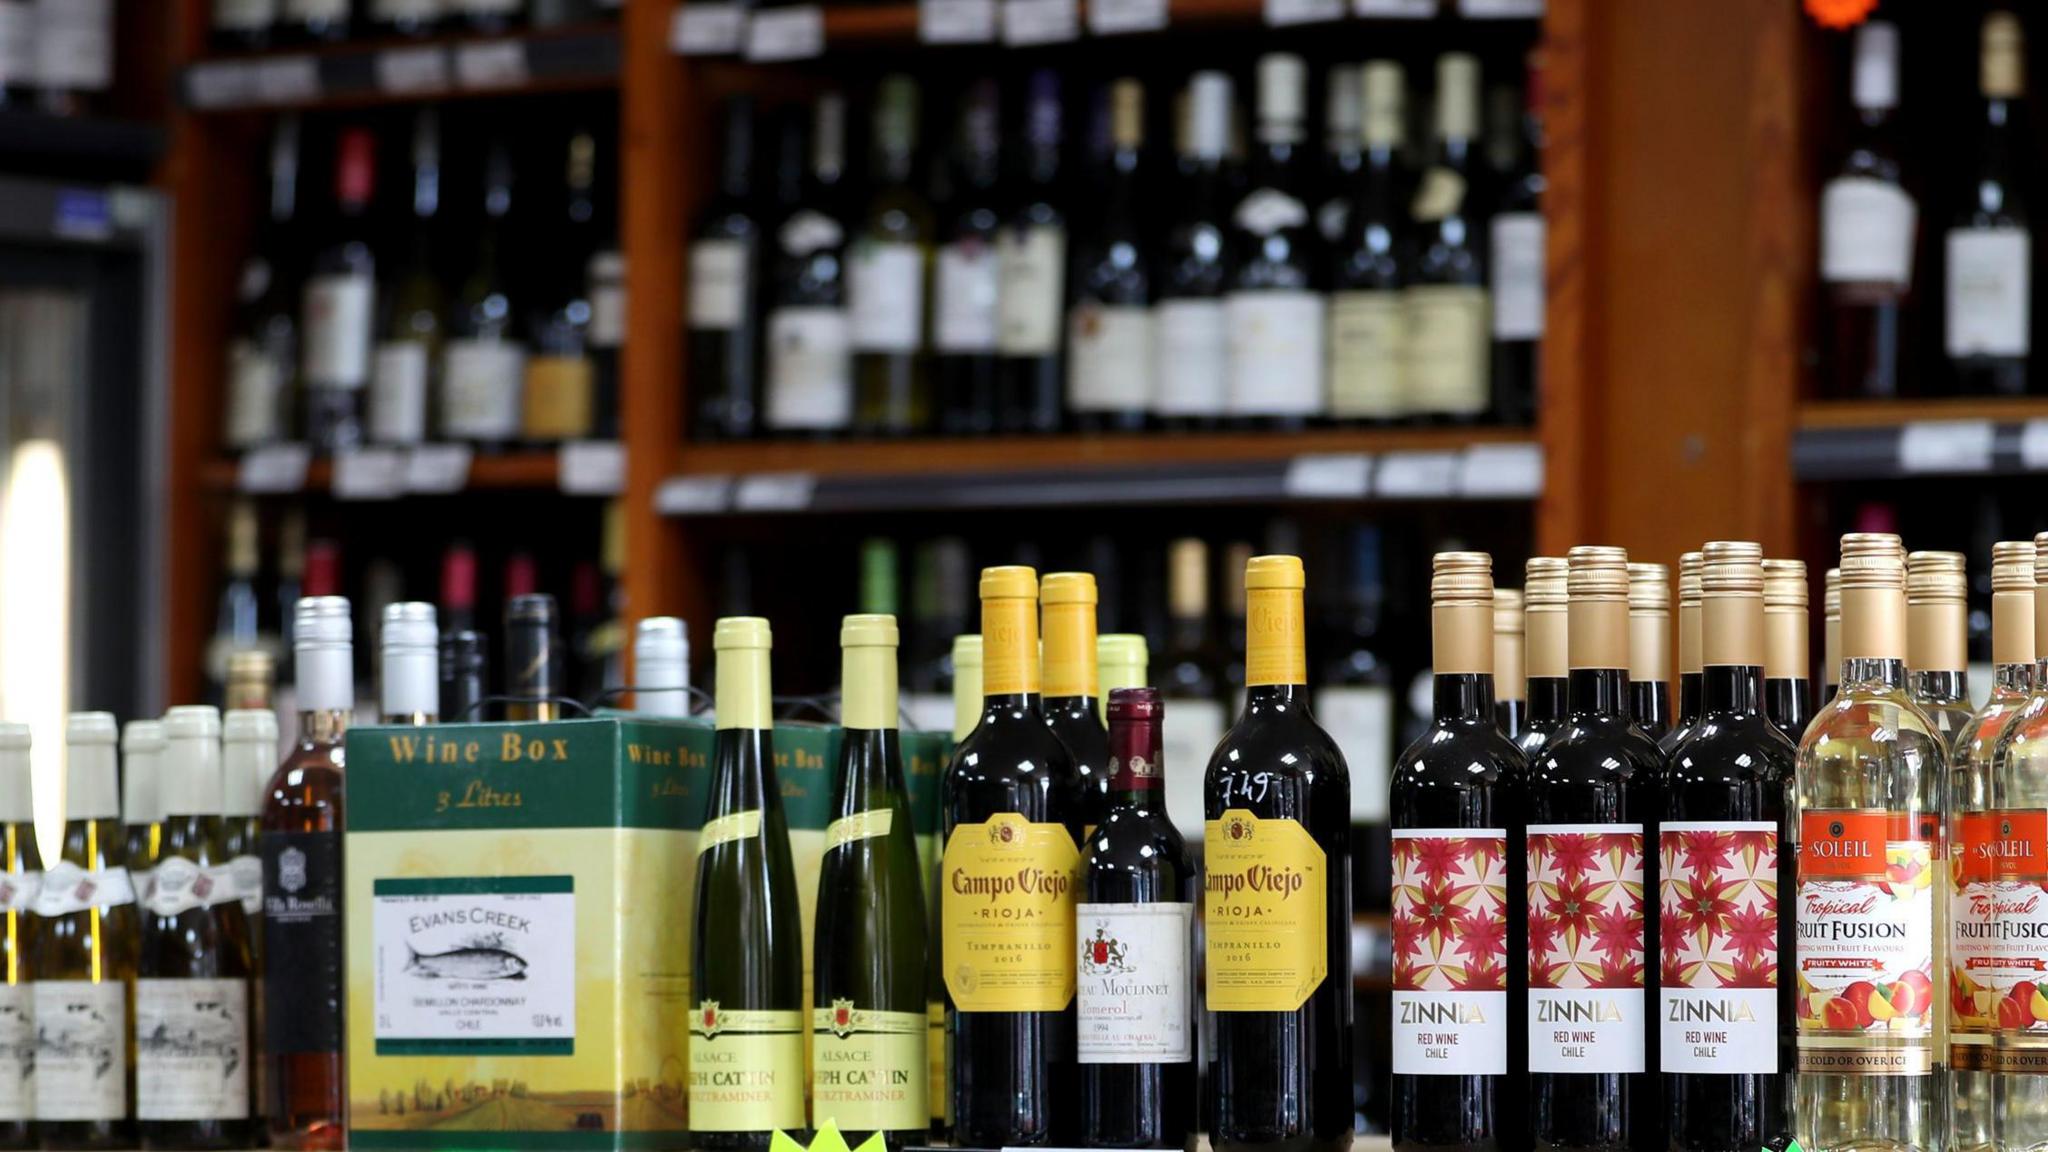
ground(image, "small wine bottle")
xmin=1761 ymin=559 xmax=1812 ymax=745
xmin=1044 ymin=572 xmax=1113 ymax=836
xmin=1627 ymin=562 xmax=1672 ymax=741
xmin=1494 ymin=587 xmax=1528 ymax=739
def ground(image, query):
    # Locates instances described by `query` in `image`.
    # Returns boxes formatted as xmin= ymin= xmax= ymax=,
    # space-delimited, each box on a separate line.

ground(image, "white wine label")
xmin=34 ymin=980 xmax=124 ymax=1121
xmin=1491 ymin=212 xmax=1546 ymax=340
xmin=688 ymin=238 xmax=750 ymax=331
xmin=1527 ymin=824 xmax=1648 ymax=1074
xmin=810 ymin=1005 xmax=926 ymax=1131
xmin=369 ymin=341 xmax=431 ymax=445
xmin=700 ymin=810 xmax=764 ymax=855
xmin=997 ymin=226 xmax=1067 ymax=356
xmin=1946 ymin=227 xmax=2030 ymax=357
xmin=1153 ymin=300 xmax=1227 ymax=417
xmin=1316 ymin=684 xmax=1392 ymax=823
xmin=225 ymin=339 xmax=286 ymax=449
xmin=1076 ymin=901 xmax=1193 ymax=1063
xmin=231 ymin=854 xmax=263 ymax=917
xmin=935 ymin=240 xmax=1000 ymax=353
xmin=1328 ymin=290 xmax=1405 ymax=418
xmin=0 ymin=984 xmax=30 ymax=1120
xmin=143 ymin=857 xmax=245 ymax=918
xmin=780 ymin=210 xmax=845 ymax=257
xmin=302 ymin=273 xmax=375 ymax=389
xmin=33 ymin=0 xmax=112 ymax=90
xmin=0 ymin=3 xmax=32 ymax=87
xmin=1658 ymin=822 xmax=1779 ymax=1073
xmin=1067 ymin=304 xmax=1154 ymax=412
xmin=1392 ymin=829 xmax=1509 ymax=1076
xmin=33 ymin=862 xmax=134 ymax=917
xmin=1162 ymin=695 xmax=1226 ymax=846
xmin=136 ymin=978 xmax=249 ymax=1121
xmin=1954 ymin=810 xmax=2048 ymax=1069
xmin=1403 ymin=284 xmax=1489 ymax=415
xmin=766 ymin=307 xmax=853 ymax=431
xmin=1225 ymin=290 xmax=1324 ymax=416
xmin=692 ymin=1007 xmax=806 ymax=1131
xmin=824 ymin=808 xmax=894 ymax=851
xmin=1795 ymin=811 xmax=1936 ymax=1075
xmin=371 ymin=877 xmax=577 ymax=1055
xmin=1233 ymin=188 xmax=1309 ymax=236
xmin=850 ymin=241 xmax=925 ymax=353
xmin=440 ymin=338 xmax=528 ymax=440
xmin=0 ymin=871 xmax=37 ymax=914
xmin=587 ymin=251 xmax=626 ymax=349
xmin=1821 ymin=176 xmax=1917 ymax=286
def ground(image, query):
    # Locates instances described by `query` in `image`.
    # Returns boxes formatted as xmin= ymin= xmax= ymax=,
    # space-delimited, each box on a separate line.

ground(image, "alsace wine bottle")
xmin=1518 ymin=557 xmax=1569 ymax=760
xmin=1098 ymin=635 xmax=1149 ymax=712
xmin=691 ymin=617 xmax=806 ymax=1149
xmin=368 ymin=109 xmax=442 ymax=448
xmin=852 ymin=76 xmax=934 ymax=437
xmin=1821 ymin=567 xmax=1841 ymax=707
xmin=1948 ymin=12 xmax=2030 ymax=395
xmin=0 ymin=725 xmax=31 ymax=1149
xmin=1659 ymin=542 xmax=1794 ymax=1152
xmin=1668 ymin=552 xmax=1704 ymax=750
xmin=139 ymin=707 xmax=254 ymax=1151
xmin=1069 ymin=78 xmax=1153 ymax=433
xmin=1526 ymin=546 xmax=1659 ymax=1152
xmin=1328 ymin=60 xmax=1407 ymax=423
xmin=692 ymin=97 xmax=764 ymax=441
xmin=951 ymin=634 xmax=982 ymax=742
xmin=1161 ymin=538 xmax=1225 ymax=851
xmin=381 ymin=602 xmax=439 ymax=725
xmin=1494 ymin=587 xmax=1528 ymax=739
xmin=1406 ymin=54 xmax=1489 ymax=421
xmin=1761 ymin=560 xmax=1812 ymax=745
xmin=998 ymin=70 xmax=1069 ymax=435
xmin=1390 ymin=553 xmax=1525 ymax=1152
xmin=1205 ymin=554 xmax=1353 ymax=1152
xmin=1044 ymin=572 xmax=1113 ymax=835
xmin=1154 ymin=72 xmax=1232 ymax=428
xmin=811 ymin=615 xmax=928 ymax=1151
xmin=1906 ymin=551 xmax=1974 ymax=752
xmin=633 ymin=617 xmax=691 ymax=718
xmin=942 ymin=567 xmax=1081 ymax=1146
xmin=121 ymin=720 xmax=163 ymax=895
xmin=37 ymin=713 xmax=139 ymax=1150
xmin=260 ymin=596 xmax=349 ymax=1148
xmin=1080 ymin=688 xmax=1195 ymax=1149
xmin=1820 ymin=21 xmax=1915 ymax=399
xmin=1627 ymin=561 xmax=1672 ymax=741
xmin=301 ymin=127 xmax=375 ymax=453
xmin=1226 ymin=56 xmax=1324 ymax=428
xmin=765 ymin=94 xmax=854 ymax=437
xmin=935 ymin=80 xmax=1003 ymax=437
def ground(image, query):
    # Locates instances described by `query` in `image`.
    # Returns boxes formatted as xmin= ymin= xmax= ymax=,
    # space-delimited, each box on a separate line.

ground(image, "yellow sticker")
xmin=940 ymin=813 xmax=1079 ymax=1012
xmin=810 ymin=1004 xmax=926 ymax=1132
xmin=700 ymin=809 xmax=763 ymax=855
xmin=688 ymin=1005 xmax=806 ymax=1132
xmin=1204 ymin=809 xmax=1328 ymax=1012
xmin=926 ymin=1000 xmax=948 ymax=1125
xmin=825 ymin=808 xmax=894 ymax=852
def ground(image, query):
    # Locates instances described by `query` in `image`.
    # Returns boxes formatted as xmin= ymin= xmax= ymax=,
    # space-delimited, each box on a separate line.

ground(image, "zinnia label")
xmin=1527 ymin=824 xmax=1647 ymax=1074
xmin=1391 ymin=828 xmax=1507 ymax=1076
xmin=1658 ymin=821 xmax=1779 ymax=1073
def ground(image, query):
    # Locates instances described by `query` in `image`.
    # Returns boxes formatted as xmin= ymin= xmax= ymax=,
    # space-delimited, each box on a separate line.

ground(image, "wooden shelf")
xmin=1793 ymin=398 xmax=2048 ymax=482
xmin=1798 ymin=397 xmax=2048 ymax=430
xmin=0 ymin=110 xmax=164 ymax=179
xmin=791 ymin=0 xmax=1539 ymax=50
xmin=180 ymin=24 xmax=619 ymax=112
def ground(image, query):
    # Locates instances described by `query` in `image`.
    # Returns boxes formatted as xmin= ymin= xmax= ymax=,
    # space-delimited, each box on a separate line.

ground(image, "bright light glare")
xmin=0 ymin=439 xmax=69 ymax=866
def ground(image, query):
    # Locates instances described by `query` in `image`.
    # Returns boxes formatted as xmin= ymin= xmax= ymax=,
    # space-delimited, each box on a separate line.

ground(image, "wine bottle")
xmin=1390 ymin=552 xmax=1525 ymax=1152
xmin=208 ymin=500 xmax=263 ymax=701
xmin=1327 ymin=58 xmax=1408 ymax=425
xmin=1821 ymin=21 xmax=1915 ymax=398
xmin=1097 ymin=634 xmax=1148 ymax=713
xmin=691 ymin=617 xmax=807 ymax=1149
xmin=138 ymin=707 xmax=254 ymax=1151
xmin=1226 ymin=55 xmax=1324 ymax=428
xmin=450 ymin=0 xmax=521 ymax=34
xmin=1526 ymin=546 xmax=1659 ymax=1151
xmin=1491 ymin=49 xmax=1545 ymax=425
xmin=224 ymin=117 xmax=300 ymax=453
xmin=950 ymin=634 xmax=981 ymax=743
xmin=997 ymin=70 xmax=1069 ymax=434
xmin=633 ymin=617 xmax=691 ymax=718
xmin=1822 ymin=567 xmax=1841 ymax=707
xmin=693 ymin=96 xmax=764 ymax=441
xmin=1044 ymin=572 xmax=1113 ymax=836
xmin=368 ymin=110 xmax=442 ymax=448
xmin=301 ymin=127 xmax=375 ymax=454
xmin=211 ymin=0 xmax=275 ymax=50
xmin=504 ymin=593 xmax=563 ymax=722
xmin=1155 ymin=72 xmax=1232 ymax=428
xmin=1628 ymin=561 xmax=1672 ymax=741
xmin=279 ymin=0 xmax=347 ymax=43
xmin=1315 ymin=66 xmax=1361 ymax=246
xmin=381 ymin=602 xmax=439 ymax=724
xmin=260 ymin=597 xmax=349 ymax=1148
xmin=522 ymin=127 xmax=603 ymax=444
xmin=1406 ymin=53 xmax=1490 ymax=421
xmin=811 ymin=615 xmax=929 ymax=1151
xmin=1318 ymin=525 xmax=1393 ymax=918
xmin=943 ymin=566 xmax=1081 ymax=1146
xmin=36 ymin=713 xmax=140 ymax=1151
xmin=933 ymin=80 xmax=1003 ymax=436
xmin=900 ymin=540 xmax=968 ymax=735
xmin=1079 ymin=688 xmax=1195 ymax=1149
xmin=1659 ymin=542 xmax=1794 ymax=1152
xmin=439 ymin=630 xmax=488 ymax=724
xmin=221 ymin=709 xmax=271 ymax=942
xmin=1204 ymin=554 xmax=1352 ymax=1151
xmin=1069 ymin=78 xmax=1153 ymax=433
xmin=1907 ymin=550 xmax=1974 ymax=752
xmin=766 ymin=94 xmax=854 ymax=437
xmin=0 ymin=725 xmax=31 ymax=1150
xmin=1518 ymin=557 xmax=1569 ymax=760
xmin=1220 ymin=540 xmax=1253 ymax=713
xmin=441 ymin=141 xmax=527 ymax=450
xmin=1668 ymin=551 xmax=1704 ymax=750
xmin=367 ymin=0 xmax=444 ymax=37
xmin=1495 ymin=587 xmax=1528 ymax=739
xmin=1160 ymin=539 xmax=1224 ymax=852
xmin=852 ymin=76 xmax=934 ymax=437
xmin=1948 ymin=12 xmax=2030 ymax=395
xmin=1761 ymin=559 xmax=1812 ymax=746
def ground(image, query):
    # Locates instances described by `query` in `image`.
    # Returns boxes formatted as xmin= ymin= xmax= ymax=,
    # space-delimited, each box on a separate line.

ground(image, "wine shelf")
xmin=0 ymin=110 xmax=165 ymax=179
xmin=200 ymin=443 xmax=627 ymax=497
xmin=1794 ymin=399 xmax=2048 ymax=481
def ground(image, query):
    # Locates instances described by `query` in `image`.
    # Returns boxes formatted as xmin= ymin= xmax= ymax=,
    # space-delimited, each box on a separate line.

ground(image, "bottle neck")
xmin=1107 ymin=715 xmax=1163 ymax=805
xmin=1244 ymin=585 xmax=1307 ymax=689
xmin=297 ymin=642 xmax=354 ymax=717
xmin=1996 ymin=661 xmax=2034 ymax=696
xmin=1528 ymin=676 xmax=1568 ymax=723
xmin=299 ymin=708 xmax=350 ymax=745
xmin=1567 ymin=667 xmax=1629 ymax=718
xmin=1842 ymin=656 xmax=1907 ymax=691
xmin=1247 ymin=682 xmax=1309 ymax=712
xmin=981 ymin=594 xmax=1041 ymax=698
xmin=842 ymin=645 xmax=899 ymax=731
xmin=1433 ymin=673 xmax=1495 ymax=722
xmin=1909 ymin=668 xmax=1967 ymax=702
xmin=1678 ymin=673 xmax=1702 ymax=724
xmin=1043 ymin=600 xmax=1099 ymax=701
xmin=715 ymin=647 xmax=773 ymax=731
xmin=1701 ymin=664 xmax=1765 ymax=714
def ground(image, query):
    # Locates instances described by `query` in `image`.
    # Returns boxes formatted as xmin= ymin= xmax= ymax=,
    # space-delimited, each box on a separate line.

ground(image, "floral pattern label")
xmin=1795 ymin=810 xmax=1936 ymax=1076
xmin=1391 ymin=828 xmax=1508 ymax=1076
xmin=1953 ymin=809 xmax=2048 ymax=1072
xmin=1527 ymin=824 xmax=1647 ymax=1074
xmin=1658 ymin=821 xmax=1779 ymax=1073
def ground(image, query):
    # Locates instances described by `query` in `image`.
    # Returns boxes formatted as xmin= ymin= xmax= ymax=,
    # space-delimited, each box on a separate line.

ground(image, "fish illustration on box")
xmin=404 ymin=934 xmax=529 ymax=982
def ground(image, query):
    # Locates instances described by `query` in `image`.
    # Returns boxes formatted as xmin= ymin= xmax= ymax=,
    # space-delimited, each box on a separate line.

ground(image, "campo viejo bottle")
xmin=942 ymin=566 xmax=1082 ymax=1147
xmin=1204 ymin=554 xmax=1353 ymax=1152
xmin=691 ymin=617 xmax=807 ymax=1149
xmin=1390 ymin=553 xmax=1526 ymax=1152
xmin=1043 ymin=572 xmax=1113 ymax=835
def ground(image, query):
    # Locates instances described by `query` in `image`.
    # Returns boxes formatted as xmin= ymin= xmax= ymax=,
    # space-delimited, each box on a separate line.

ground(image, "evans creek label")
xmin=1954 ymin=809 xmax=2048 ymax=1072
xmin=1658 ymin=822 xmax=1779 ymax=1073
xmin=1392 ymin=829 xmax=1508 ymax=1076
xmin=810 ymin=1004 xmax=926 ymax=1131
xmin=1796 ymin=810 xmax=1937 ymax=1075
xmin=261 ymin=830 xmax=342 ymax=1055
xmin=33 ymin=980 xmax=124 ymax=1121
xmin=1204 ymin=809 xmax=1327 ymax=1012
xmin=690 ymin=1007 xmax=805 ymax=1132
xmin=370 ymin=876 xmax=576 ymax=1056
xmin=942 ymin=814 xmax=1079 ymax=1012
xmin=1527 ymin=824 xmax=1647 ymax=1074
xmin=1076 ymin=901 xmax=1193 ymax=1063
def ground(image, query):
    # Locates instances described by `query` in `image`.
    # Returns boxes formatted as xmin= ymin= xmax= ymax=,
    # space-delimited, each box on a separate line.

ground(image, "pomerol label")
xmin=1954 ymin=808 xmax=2048 ymax=1072
xmin=1527 ymin=824 xmax=1647 ymax=1074
xmin=1795 ymin=810 xmax=1936 ymax=1075
xmin=1391 ymin=829 xmax=1508 ymax=1076
xmin=1076 ymin=901 xmax=1194 ymax=1063
xmin=1658 ymin=822 xmax=1779 ymax=1073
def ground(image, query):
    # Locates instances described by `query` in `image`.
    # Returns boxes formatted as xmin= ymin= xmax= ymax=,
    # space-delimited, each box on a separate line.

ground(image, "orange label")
xmin=1800 ymin=812 xmax=1933 ymax=879
xmin=940 ymin=814 xmax=1078 ymax=1012
xmin=1244 ymin=587 xmax=1307 ymax=688
xmin=1956 ymin=811 xmax=2048 ymax=882
xmin=1204 ymin=809 xmax=1327 ymax=1011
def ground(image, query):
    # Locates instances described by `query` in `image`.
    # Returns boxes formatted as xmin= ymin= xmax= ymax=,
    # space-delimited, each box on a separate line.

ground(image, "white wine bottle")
xmin=120 ymin=720 xmax=163 ymax=896
xmin=0 ymin=723 xmax=33 ymax=1146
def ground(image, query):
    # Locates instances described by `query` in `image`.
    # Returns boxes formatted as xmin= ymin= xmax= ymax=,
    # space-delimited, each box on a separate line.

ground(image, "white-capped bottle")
xmin=0 ymin=723 xmax=33 ymax=1137
xmin=222 ymin=710 xmax=275 ymax=924
xmin=121 ymin=719 xmax=164 ymax=890
xmin=633 ymin=617 xmax=691 ymax=718
xmin=381 ymin=602 xmax=439 ymax=725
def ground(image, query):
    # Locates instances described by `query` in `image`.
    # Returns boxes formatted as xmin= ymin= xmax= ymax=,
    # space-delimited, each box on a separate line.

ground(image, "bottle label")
xmin=996 ymin=226 xmax=1066 ymax=356
xmin=1067 ymin=303 xmax=1153 ymax=412
xmin=1076 ymin=900 xmax=1193 ymax=1063
xmin=369 ymin=341 xmax=431 ymax=445
xmin=1316 ymin=684 xmax=1392 ymax=823
xmin=1952 ymin=809 xmax=2048 ymax=1071
xmin=1490 ymin=211 xmax=1547 ymax=340
xmin=1153 ymin=299 xmax=1228 ymax=417
xmin=824 ymin=807 xmax=894 ymax=850
xmin=1233 ymin=188 xmax=1309 ymax=237
xmin=934 ymin=240 xmax=999 ymax=352
xmin=779 ymin=210 xmax=844 ymax=257
xmin=214 ymin=0 xmax=275 ymax=29
xmin=1526 ymin=824 xmax=1648 ymax=1074
xmin=1946 ymin=227 xmax=2031 ymax=357
xmin=231 ymin=853 xmax=263 ymax=918
xmin=225 ymin=338 xmax=287 ymax=448
xmin=142 ymin=856 xmax=244 ymax=917
xmin=850 ymin=241 xmax=925 ymax=353
xmin=1391 ymin=829 xmax=1509 ymax=1076
xmin=1328 ymin=290 xmax=1405 ymax=419
xmin=136 ymin=978 xmax=249 ymax=1121
xmin=1411 ymin=168 xmax=1466 ymax=223
xmin=33 ymin=862 xmax=134 ymax=917
xmin=261 ymin=830 xmax=342 ymax=1055
xmin=1162 ymin=696 xmax=1226 ymax=846
xmin=33 ymin=980 xmax=125 ymax=1121
xmin=0 ymin=983 xmax=29 ymax=1120
xmin=1403 ymin=284 xmax=1489 ymax=415
xmin=809 ymin=1005 xmax=927 ymax=1130
xmin=440 ymin=338 xmax=528 ymax=440
xmin=587 ymin=251 xmax=626 ymax=349
xmin=1821 ymin=177 xmax=1917 ymax=286
xmin=370 ymin=874 xmax=576 ymax=1055
xmin=688 ymin=238 xmax=750 ymax=331
xmin=689 ymin=1006 xmax=805 ymax=1131
xmin=1224 ymin=290 xmax=1324 ymax=416
xmin=522 ymin=354 xmax=595 ymax=440
xmin=1203 ymin=809 xmax=1328 ymax=1011
xmin=766 ymin=307 xmax=853 ymax=430
xmin=33 ymin=0 xmax=113 ymax=90
xmin=1794 ymin=810 xmax=1936 ymax=1075
xmin=302 ymin=273 xmax=375 ymax=389
xmin=940 ymin=814 xmax=1080 ymax=1012
xmin=0 ymin=870 xmax=37 ymax=913
xmin=1657 ymin=821 xmax=1779 ymax=1073
xmin=700 ymin=809 xmax=764 ymax=854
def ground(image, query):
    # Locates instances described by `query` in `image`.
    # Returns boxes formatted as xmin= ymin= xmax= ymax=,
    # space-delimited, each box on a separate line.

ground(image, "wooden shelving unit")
xmin=198 ymin=451 xmax=567 ymax=493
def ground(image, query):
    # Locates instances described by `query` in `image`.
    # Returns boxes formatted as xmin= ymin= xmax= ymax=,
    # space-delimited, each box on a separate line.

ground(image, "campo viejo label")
xmin=1391 ymin=829 xmax=1508 ymax=1076
xmin=1204 ymin=809 xmax=1327 ymax=1012
xmin=1796 ymin=810 xmax=1937 ymax=1076
xmin=1953 ymin=809 xmax=2048 ymax=1073
xmin=941 ymin=813 xmax=1080 ymax=1013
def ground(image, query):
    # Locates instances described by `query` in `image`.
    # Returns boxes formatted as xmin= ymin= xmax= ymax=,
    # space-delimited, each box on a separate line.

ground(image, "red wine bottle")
xmin=1044 ymin=573 xmax=1113 ymax=836
xmin=1762 ymin=559 xmax=1812 ymax=745
xmin=1628 ymin=562 xmax=1673 ymax=741
xmin=1518 ymin=557 xmax=1569 ymax=761
xmin=1494 ymin=588 xmax=1528 ymax=740
xmin=1665 ymin=552 xmax=1704 ymax=753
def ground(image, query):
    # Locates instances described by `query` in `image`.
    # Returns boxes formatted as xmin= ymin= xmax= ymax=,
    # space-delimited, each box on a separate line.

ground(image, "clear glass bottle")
xmin=1908 ymin=551 xmax=1974 ymax=754
xmin=1823 ymin=567 xmax=1842 ymax=707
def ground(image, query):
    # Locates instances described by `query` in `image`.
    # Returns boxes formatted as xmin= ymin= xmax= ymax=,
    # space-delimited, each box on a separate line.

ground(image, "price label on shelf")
xmin=332 ymin=448 xmax=405 ymax=501
xmin=184 ymin=62 xmax=253 ymax=109
xmin=1375 ymin=451 xmax=1461 ymax=499
xmin=1356 ymin=0 xmax=1435 ymax=15
xmin=2020 ymin=421 xmax=2048 ymax=471
xmin=1002 ymin=0 xmax=1077 ymax=44
xmin=559 ymin=441 xmax=626 ymax=496
xmin=1457 ymin=0 xmax=1542 ymax=16
xmin=251 ymin=56 xmax=320 ymax=105
xmin=404 ymin=444 xmax=473 ymax=494
xmin=1282 ymin=453 xmax=1373 ymax=500
xmin=734 ymin=472 xmax=816 ymax=512
xmin=672 ymin=2 xmax=747 ymax=53
xmin=237 ymin=444 xmax=311 ymax=495
xmin=375 ymin=46 xmax=449 ymax=95
xmin=1087 ymin=0 xmax=1166 ymax=34
xmin=920 ymin=0 xmax=997 ymax=42
xmin=1458 ymin=442 xmax=1544 ymax=498
xmin=454 ymin=41 xmax=529 ymax=89
xmin=1264 ymin=0 xmax=1343 ymax=26
xmin=744 ymin=6 xmax=824 ymax=61
xmin=1897 ymin=419 xmax=1994 ymax=475
xmin=655 ymin=474 xmax=733 ymax=516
